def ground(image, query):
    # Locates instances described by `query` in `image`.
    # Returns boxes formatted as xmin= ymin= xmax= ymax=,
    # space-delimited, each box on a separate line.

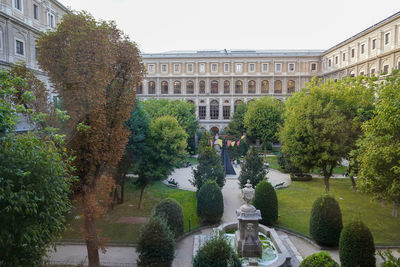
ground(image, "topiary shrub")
xmin=238 ymin=147 xmax=267 ymax=188
xmin=154 ymin=198 xmax=184 ymax=238
xmin=197 ymin=181 xmax=223 ymax=223
xmin=290 ymin=173 xmax=313 ymax=181
xmin=299 ymin=252 xmax=339 ymax=267
xmin=309 ymin=195 xmax=343 ymax=246
xmin=253 ymin=180 xmax=278 ymax=226
xmin=339 ymin=221 xmax=375 ymax=267
xmin=193 ymin=234 xmax=241 ymax=267
xmin=137 ymin=216 xmax=175 ymax=267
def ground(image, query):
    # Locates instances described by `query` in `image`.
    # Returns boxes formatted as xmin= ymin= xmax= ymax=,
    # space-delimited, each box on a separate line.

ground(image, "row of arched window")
xmin=136 ymin=80 xmax=296 ymax=95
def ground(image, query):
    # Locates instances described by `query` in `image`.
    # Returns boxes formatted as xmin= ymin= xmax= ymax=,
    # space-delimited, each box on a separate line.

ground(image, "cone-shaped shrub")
xmin=309 ymin=195 xmax=342 ymax=246
xmin=193 ymin=234 xmax=241 ymax=267
xmin=299 ymin=252 xmax=339 ymax=267
xmin=339 ymin=221 xmax=375 ymax=267
xmin=253 ymin=180 xmax=278 ymax=226
xmin=238 ymin=147 xmax=266 ymax=188
xmin=197 ymin=181 xmax=223 ymax=223
xmin=137 ymin=216 xmax=175 ymax=267
xmin=154 ymin=198 xmax=184 ymax=238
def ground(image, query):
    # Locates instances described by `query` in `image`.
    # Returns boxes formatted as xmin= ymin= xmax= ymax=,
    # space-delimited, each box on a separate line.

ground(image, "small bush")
xmin=253 ymin=180 xmax=278 ymax=226
xmin=290 ymin=173 xmax=312 ymax=181
xmin=197 ymin=181 xmax=223 ymax=223
xmin=239 ymin=147 xmax=266 ymax=188
xmin=309 ymin=195 xmax=342 ymax=246
xmin=193 ymin=234 xmax=241 ymax=267
xmin=299 ymin=252 xmax=339 ymax=267
xmin=339 ymin=221 xmax=375 ymax=267
xmin=154 ymin=198 xmax=184 ymax=238
xmin=137 ymin=216 xmax=175 ymax=267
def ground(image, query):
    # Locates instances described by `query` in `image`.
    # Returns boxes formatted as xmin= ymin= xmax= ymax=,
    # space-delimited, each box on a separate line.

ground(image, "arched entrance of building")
xmin=210 ymin=126 xmax=219 ymax=136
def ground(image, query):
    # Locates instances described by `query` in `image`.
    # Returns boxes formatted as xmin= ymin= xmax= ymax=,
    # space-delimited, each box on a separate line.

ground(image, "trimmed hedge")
xmin=193 ymin=234 xmax=241 ymax=267
xmin=197 ymin=181 xmax=224 ymax=223
xmin=339 ymin=221 xmax=375 ymax=267
xmin=238 ymin=147 xmax=266 ymax=188
xmin=299 ymin=252 xmax=339 ymax=267
xmin=290 ymin=173 xmax=312 ymax=181
xmin=309 ymin=195 xmax=343 ymax=246
xmin=253 ymin=180 xmax=278 ymax=226
xmin=137 ymin=216 xmax=175 ymax=267
xmin=154 ymin=198 xmax=184 ymax=238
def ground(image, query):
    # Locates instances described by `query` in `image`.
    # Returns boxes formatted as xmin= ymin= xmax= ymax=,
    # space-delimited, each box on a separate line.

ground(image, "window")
xmin=224 ymin=63 xmax=229 ymax=72
xmin=342 ymin=53 xmax=346 ymax=61
xmin=274 ymin=80 xmax=282 ymax=94
xmin=210 ymin=100 xmax=219 ymax=120
xmin=261 ymin=80 xmax=269 ymax=93
xmin=199 ymin=80 xmax=205 ymax=94
xmin=173 ymin=81 xmax=181 ymax=94
xmin=33 ymin=4 xmax=38 ymax=19
xmin=335 ymin=56 xmax=338 ymax=64
xmin=234 ymin=100 xmax=243 ymax=113
xmin=262 ymin=63 xmax=268 ymax=72
xmin=147 ymin=64 xmax=155 ymax=73
xmin=372 ymin=39 xmax=376 ymax=50
xmin=351 ymin=48 xmax=355 ymax=58
xmin=224 ymin=80 xmax=230 ymax=94
xmin=199 ymin=63 xmax=205 ymax=73
xmin=47 ymin=12 xmax=55 ymax=28
xmin=311 ymin=63 xmax=317 ymax=71
xmin=360 ymin=71 xmax=364 ymax=76
xmin=328 ymin=59 xmax=332 ymax=67
xmin=385 ymin=32 xmax=390 ymax=45
xmin=275 ymin=63 xmax=281 ymax=72
xmin=211 ymin=80 xmax=218 ymax=94
xmin=370 ymin=68 xmax=375 ymax=75
xmin=186 ymin=80 xmax=194 ymax=94
xmin=136 ymin=82 xmax=142 ymax=94
xmin=161 ymin=81 xmax=168 ymax=94
xmin=35 ymin=47 xmax=38 ymax=60
xmin=223 ymin=106 xmax=230 ymax=120
xmin=187 ymin=63 xmax=193 ymax=72
xmin=398 ymin=61 xmax=400 ymax=70
xmin=15 ymin=40 xmax=24 ymax=56
xmin=14 ymin=0 xmax=22 ymax=11
xmin=361 ymin=44 xmax=365 ymax=54
xmin=288 ymin=63 xmax=295 ymax=72
xmin=383 ymin=65 xmax=389 ymax=74
xmin=235 ymin=63 xmax=242 ymax=73
xmin=174 ymin=64 xmax=181 ymax=73
xmin=235 ymin=80 xmax=243 ymax=93
xmin=161 ymin=64 xmax=167 ymax=73
xmin=249 ymin=63 xmax=255 ymax=72
xmin=248 ymin=80 xmax=256 ymax=93
xmin=211 ymin=63 xmax=218 ymax=72
xmin=287 ymin=80 xmax=295 ymax=93
xmin=148 ymin=81 xmax=155 ymax=94
xmin=198 ymin=106 xmax=206 ymax=120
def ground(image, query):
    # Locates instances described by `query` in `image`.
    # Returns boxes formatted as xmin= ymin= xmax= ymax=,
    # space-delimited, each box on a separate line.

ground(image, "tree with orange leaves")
xmin=37 ymin=12 xmax=144 ymax=266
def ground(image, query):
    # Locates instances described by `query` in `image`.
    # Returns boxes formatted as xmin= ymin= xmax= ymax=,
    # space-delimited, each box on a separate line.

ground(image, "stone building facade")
xmin=140 ymin=11 xmax=400 ymax=133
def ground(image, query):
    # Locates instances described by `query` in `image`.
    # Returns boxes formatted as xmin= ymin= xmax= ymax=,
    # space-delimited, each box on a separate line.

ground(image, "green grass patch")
xmin=62 ymin=180 xmax=200 ymax=243
xmin=276 ymin=179 xmax=400 ymax=245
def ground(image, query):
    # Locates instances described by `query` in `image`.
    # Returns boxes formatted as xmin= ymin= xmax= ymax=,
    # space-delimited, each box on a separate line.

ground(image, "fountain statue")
xmin=235 ymin=180 xmax=262 ymax=258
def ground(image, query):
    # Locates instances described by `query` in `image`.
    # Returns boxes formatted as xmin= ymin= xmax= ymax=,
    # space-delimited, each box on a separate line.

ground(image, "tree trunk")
xmin=119 ymin=180 xmax=125 ymax=204
xmin=84 ymin=202 xmax=100 ymax=267
xmin=324 ymin=176 xmax=330 ymax=193
xmin=138 ymin=186 xmax=145 ymax=209
xmin=392 ymin=202 xmax=398 ymax=217
xmin=350 ymin=176 xmax=357 ymax=192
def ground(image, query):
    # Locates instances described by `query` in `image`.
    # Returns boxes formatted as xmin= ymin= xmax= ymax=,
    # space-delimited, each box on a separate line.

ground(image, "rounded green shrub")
xmin=299 ymin=252 xmax=339 ymax=267
xmin=309 ymin=195 xmax=343 ymax=246
xmin=197 ymin=181 xmax=224 ymax=223
xmin=253 ymin=180 xmax=278 ymax=226
xmin=154 ymin=198 xmax=184 ymax=238
xmin=193 ymin=234 xmax=241 ymax=267
xmin=339 ymin=221 xmax=375 ymax=267
xmin=137 ymin=216 xmax=175 ymax=267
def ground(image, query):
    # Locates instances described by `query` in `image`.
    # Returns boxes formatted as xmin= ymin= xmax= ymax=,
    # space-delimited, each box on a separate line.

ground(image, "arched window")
xmin=148 ymin=81 xmax=155 ymax=94
xmin=187 ymin=100 xmax=195 ymax=105
xmin=224 ymin=80 xmax=230 ymax=94
xmin=199 ymin=80 xmax=205 ymax=94
xmin=136 ymin=82 xmax=143 ymax=94
xmin=234 ymin=99 xmax=243 ymax=113
xmin=210 ymin=100 xmax=219 ymax=119
xmin=211 ymin=80 xmax=219 ymax=94
xmin=174 ymin=81 xmax=181 ymax=94
xmin=248 ymin=80 xmax=256 ymax=93
xmin=235 ymin=80 xmax=243 ymax=94
xmin=186 ymin=80 xmax=194 ymax=94
xmin=274 ymin=80 xmax=282 ymax=94
xmin=287 ymin=80 xmax=295 ymax=93
xmin=161 ymin=81 xmax=168 ymax=94
xmin=261 ymin=80 xmax=269 ymax=93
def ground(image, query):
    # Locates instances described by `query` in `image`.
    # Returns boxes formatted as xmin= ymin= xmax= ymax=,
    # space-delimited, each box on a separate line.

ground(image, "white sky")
xmin=59 ymin=0 xmax=400 ymax=53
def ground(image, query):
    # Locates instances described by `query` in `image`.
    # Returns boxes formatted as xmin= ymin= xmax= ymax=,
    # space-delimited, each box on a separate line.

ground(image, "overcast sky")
xmin=59 ymin=0 xmax=400 ymax=53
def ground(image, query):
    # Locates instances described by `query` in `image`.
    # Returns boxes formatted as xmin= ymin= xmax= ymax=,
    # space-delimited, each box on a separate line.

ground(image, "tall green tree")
xmin=226 ymin=102 xmax=248 ymax=138
xmin=238 ymin=147 xmax=267 ymax=188
xmin=357 ymin=70 xmax=400 ymax=217
xmin=244 ymin=97 xmax=284 ymax=157
xmin=280 ymin=76 xmax=375 ymax=192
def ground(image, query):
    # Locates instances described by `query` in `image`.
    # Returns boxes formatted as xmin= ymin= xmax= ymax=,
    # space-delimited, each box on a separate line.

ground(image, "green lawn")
xmin=62 ymin=180 xmax=200 ymax=243
xmin=276 ymin=179 xmax=400 ymax=245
